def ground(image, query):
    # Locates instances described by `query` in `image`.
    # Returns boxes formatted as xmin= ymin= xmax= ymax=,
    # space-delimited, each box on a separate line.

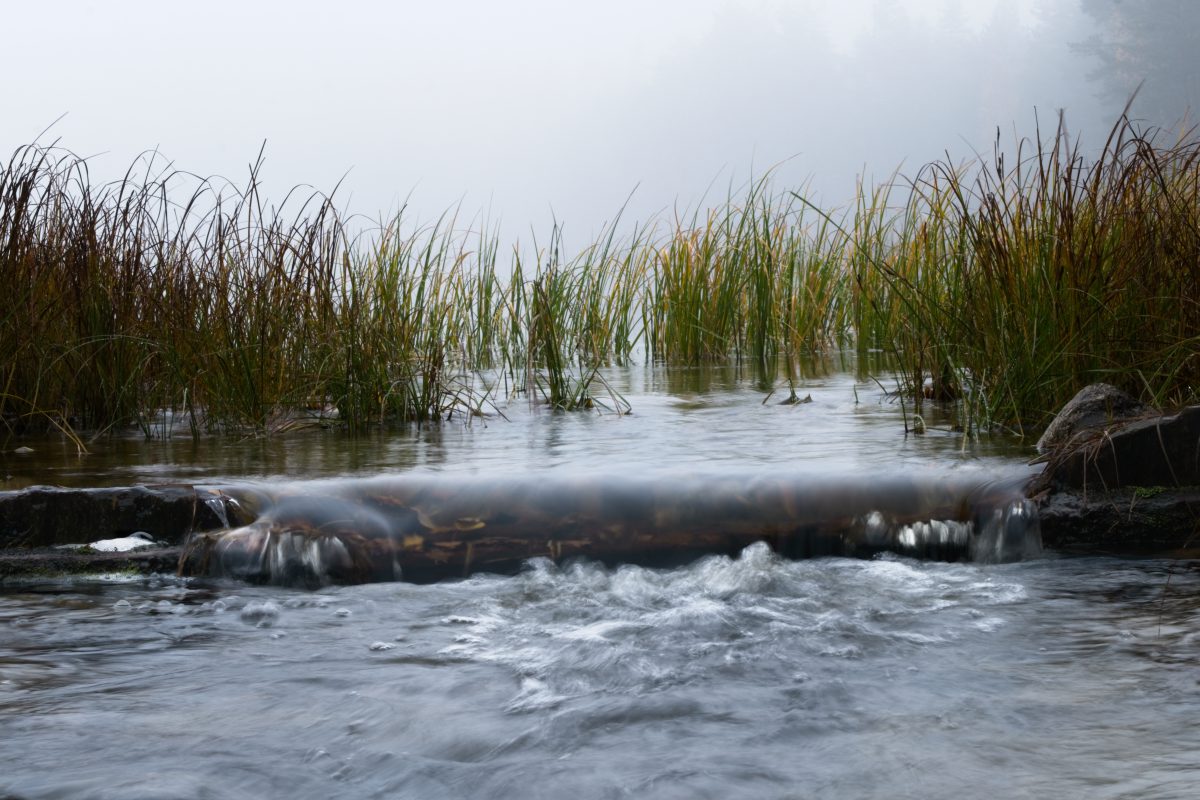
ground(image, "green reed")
xmin=863 ymin=114 xmax=1200 ymax=434
xmin=2 ymin=110 xmax=1196 ymax=441
xmin=517 ymin=224 xmax=631 ymax=411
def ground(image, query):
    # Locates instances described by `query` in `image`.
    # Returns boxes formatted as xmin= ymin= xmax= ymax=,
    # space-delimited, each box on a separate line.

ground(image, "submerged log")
xmin=177 ymin=473 xmax=1039 ymax=586
xmin=1 ymin=472 xmax=1043 ymax=587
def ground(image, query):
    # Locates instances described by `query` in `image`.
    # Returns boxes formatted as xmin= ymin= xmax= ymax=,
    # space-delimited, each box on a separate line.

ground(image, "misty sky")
xmin=2 ymin=1 xmax=1186 ymax=245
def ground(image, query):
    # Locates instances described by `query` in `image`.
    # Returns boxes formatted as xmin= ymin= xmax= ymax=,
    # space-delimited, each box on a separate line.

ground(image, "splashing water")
xmin=1 ymin=550 xmax=1196 ymax=799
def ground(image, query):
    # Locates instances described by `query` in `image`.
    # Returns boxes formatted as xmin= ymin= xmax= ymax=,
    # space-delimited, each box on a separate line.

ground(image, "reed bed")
xmin=2 ymin=113 xmax=1196 ymax=442
xmin=867 ymin=116 xmax=1200 ymax=434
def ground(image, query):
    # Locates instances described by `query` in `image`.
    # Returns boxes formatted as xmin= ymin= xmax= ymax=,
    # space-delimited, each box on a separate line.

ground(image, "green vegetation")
xmin=1 ymin=113 xmax=1197 ymax=442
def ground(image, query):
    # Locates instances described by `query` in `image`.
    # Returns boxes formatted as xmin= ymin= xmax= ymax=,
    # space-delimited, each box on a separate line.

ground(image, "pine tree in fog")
xmin=1078 ymin=0 xmax=1200 ymax=128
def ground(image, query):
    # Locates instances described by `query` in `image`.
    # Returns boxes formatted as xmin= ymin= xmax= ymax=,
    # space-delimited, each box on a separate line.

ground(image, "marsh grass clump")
xmin=0 ymin=146 xmax=486 ymax=438
xmin=0 ymin=145 xmax=180 ymax=440
xmin=512 ymin=224 xmax=633 ymax=412
xmin=643 ymin=177 xmax=852 ymax=367
xmin=866 ymin=113 xmax=1200 ymax=434
xmin=2 ymin=109 xmax=1197 ymax=442
xmin=331 ymin=214 xmax=459 ymax=428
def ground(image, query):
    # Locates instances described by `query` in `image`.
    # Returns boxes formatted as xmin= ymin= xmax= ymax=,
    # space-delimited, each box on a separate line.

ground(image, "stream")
xmin=1 ymin=367 xmax=1196 ymax=798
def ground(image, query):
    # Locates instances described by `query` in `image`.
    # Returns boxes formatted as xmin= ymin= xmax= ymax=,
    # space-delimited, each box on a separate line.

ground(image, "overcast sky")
xmin=0 ymin=1 xmax=1171 ymax=245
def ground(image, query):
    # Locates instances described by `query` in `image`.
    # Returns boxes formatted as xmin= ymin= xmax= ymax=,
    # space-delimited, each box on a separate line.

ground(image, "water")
xmin=0 ymin=367 xmax=1025 ymax=488
xmin=2 ymin=366 xmax=1196 ymax=797
xmin=1 ymin=553 xmax=1197 ymax=799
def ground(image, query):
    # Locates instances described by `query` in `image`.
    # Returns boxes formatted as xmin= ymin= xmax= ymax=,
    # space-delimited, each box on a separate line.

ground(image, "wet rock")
xmin=0 ymin=485 xmax=237 ymax=579
xmin=0 ymin=546 xmax=184 ymax=581
xmin=1037 ymin=487 xmax=1200 ymax=556
xmin=1032 ymin=403 xmax=1200 ymax=493
xmin=1034 ymin=383 xmax=1155 ymax=455
xmin=1030 ymin=384 xmax=1200 ymax=554
xmin=0 ymin=485 xmax=228 ymax=549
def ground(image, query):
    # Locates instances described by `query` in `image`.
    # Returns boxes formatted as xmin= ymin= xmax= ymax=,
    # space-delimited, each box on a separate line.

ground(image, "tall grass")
xmin=2 ymin=111 xmax=1197 ymax=441
xmin=867 ymin=114 xmax=1200 ymax=433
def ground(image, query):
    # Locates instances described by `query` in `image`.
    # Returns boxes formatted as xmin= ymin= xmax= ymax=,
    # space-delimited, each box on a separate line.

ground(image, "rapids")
xmin=1 ymin=552 xmax=1198 ymax=798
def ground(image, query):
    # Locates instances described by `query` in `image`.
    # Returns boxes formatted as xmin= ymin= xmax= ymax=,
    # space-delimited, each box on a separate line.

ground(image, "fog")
xmin=3 ymin=0 xmax=1196 ymax=244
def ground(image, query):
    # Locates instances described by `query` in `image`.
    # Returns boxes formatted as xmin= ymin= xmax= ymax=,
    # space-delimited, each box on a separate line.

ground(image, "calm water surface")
xmin=1 ymin=367 xmax=1196 ymax=798
xmin=0 ymin=367 xmax=1024 ymax=487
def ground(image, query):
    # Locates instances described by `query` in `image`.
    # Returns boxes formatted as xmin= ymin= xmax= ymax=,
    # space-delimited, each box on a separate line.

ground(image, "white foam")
xmin=557 ymin=620 xmax=639 ymax=642
xmin=240 ymin=600 xmax=281 ymax=627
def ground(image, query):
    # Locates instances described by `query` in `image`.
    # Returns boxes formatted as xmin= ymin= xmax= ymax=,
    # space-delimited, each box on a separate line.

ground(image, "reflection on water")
xmin=1 ymin=554 xmax=1198 ymax=799
xmin=0 ymin=365 xmax=1030 ymax=489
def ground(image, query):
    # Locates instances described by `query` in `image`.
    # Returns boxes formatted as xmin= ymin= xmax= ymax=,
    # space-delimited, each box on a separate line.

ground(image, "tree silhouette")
xmin=1078 ymin=0 xmax=1200 ymax=128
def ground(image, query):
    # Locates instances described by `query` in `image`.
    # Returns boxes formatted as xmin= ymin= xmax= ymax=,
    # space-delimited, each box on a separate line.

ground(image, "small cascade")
xmin=183 ymin=496 xmax=403 ymax=588
xmin=180 ymin=472 xmax=1042 ymax=587
xmin=852 ymin=496 xmax=1041 ymax=562
xmin=972 ymin=497 xmax=1042 ymax=562
xmin=857 ymin=510 xmax=973 ymax=559
xmin=201 ymin=493 xmax=230 ymax=529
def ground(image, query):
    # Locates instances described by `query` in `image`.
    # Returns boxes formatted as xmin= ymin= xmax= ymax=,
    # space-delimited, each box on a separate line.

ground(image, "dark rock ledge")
xmin=0 ymin=546 xmax=185 ymax=580
xmin=0 ymin=485 xmax=229 ymax=581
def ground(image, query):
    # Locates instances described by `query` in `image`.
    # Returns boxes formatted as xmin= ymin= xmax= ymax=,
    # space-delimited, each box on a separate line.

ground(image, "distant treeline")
xmin=2 ymin=113 xmax=1197 ymax=443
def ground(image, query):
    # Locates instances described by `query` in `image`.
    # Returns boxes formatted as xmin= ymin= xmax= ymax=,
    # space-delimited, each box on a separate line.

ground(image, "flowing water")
xmin=2 ymin=367 xmax=1197 ymax=798
xmin=2 ymin=555 xmax=1197 ymax=799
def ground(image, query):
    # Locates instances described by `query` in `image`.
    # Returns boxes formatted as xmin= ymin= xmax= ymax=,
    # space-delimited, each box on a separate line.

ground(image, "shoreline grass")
xmin=2 ymin=112 xmax=1197 ymax=442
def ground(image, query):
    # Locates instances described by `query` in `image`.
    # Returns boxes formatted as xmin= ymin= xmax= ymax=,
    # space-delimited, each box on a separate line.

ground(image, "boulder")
xmin=1034 ymin=382 xmax=1155 ymax=455
xmin=1031 ymin=392 xmax=1200 ymax=494
xmin=1030 ymin=383 xmax=1200 ymax=554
